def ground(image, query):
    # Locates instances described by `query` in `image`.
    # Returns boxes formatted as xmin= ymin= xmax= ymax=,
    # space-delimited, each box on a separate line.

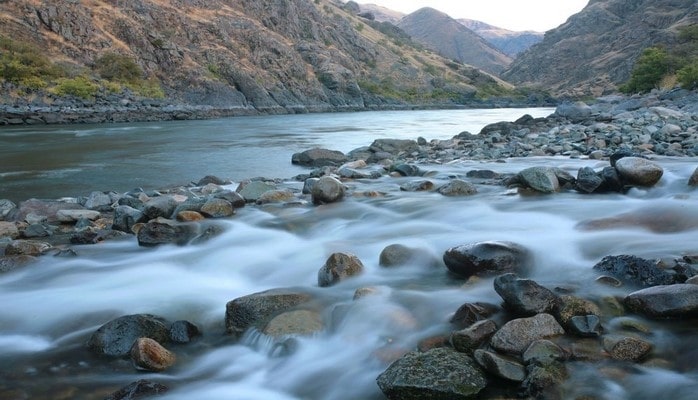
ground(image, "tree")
xmin=620 ymin=47 xmax=674 ymax=93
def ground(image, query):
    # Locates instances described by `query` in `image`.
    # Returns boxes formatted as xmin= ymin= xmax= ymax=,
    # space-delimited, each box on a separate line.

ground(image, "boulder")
xmin=256 ymin=189 xmax=296 ymax=205
xmin=437 ymin=179 xmax=477 ymax=196
xmin=214 ymin=190 xmax=246 ymax=208
xmin=169 ymin=320 xmax=201 ymax=343
xmin=318 ymin=252 xmax=364 ymax=287
xmin=490 ymin=313 xmax=565 ymax=355
xmin=443 ymin=241 xmax=533 ymax=279
xmin=376 ymin=348 xmax=487 ymax=400
xmin=83 ymin=191 xmax=114 ymax=211
xmin=0 ymin=255 xmax=37 ymax=273
xmin=399 ymin=180 xmax=434 ymax=192
xmin=0 ymin=221 xmax=19 ymax=239
xmin=0 ymin=199 xmax=17 ymax=220
xmin=614 ymin=157 xmax=663 ymax=186
xmin=225 ymin=288 xmax=313 ymax=337
xmin=112 ymin=205 xmax=144 ymax=233
xmin=624 ymin=284 xmax=698 ymax=319
xmin=556 ymin=295 xmax=602 ymax=328
xmin=392 ymin=164 xmax=421 ymax=177
xmin=493 ymin=273 xmax=560 ymax=316
xmin=21 ymin=223 xmax=53 ymax=238
xmin=603 ymin=336 xmax=652 ymax=362
xmin=176 ymin=210 xmax=205 ymax=222
xmin=515 ymin=167 xmax=560 ymax=193
xmin=592 ymin=255 xmax=678 ymax=288
xmin=4 ymin=239 xmax=51 ymax=256
xmin=450 ymin=319 xmax=497 ymax=354
xmin=17 ymin=199 xmax=84 ymax=223
xmin=311 ymin=176 xmax=345 ymax=205
xmin=369 ymin=139 xmax=419 ymax=155
xmin=378 ymin=244 xmax=437 ymax=268
xmin=196 ymin=175 xmax=228 ymax=186
xmin=87 ymin=314 xmax=170 ymax=357
xmin=142 ymin=196 xmax=178 ymax=220
xmin=104 ymin=380 xmax=168 ymax=400
xmin=575 ymin=166 xmax=603 ymax=193
xmin=450 ymin=302 xmax=499 ymax=329
xmin=262 ymin=309 xmax=324 ymax=337
xmin=473 ymin=349 xmax=526 ymax=382
xmin=56 ymin=209 xmax=101 ymax=223
xmin=567 ymin=315 xmax=603 ymax=337
xmin=136 ymin=221 xmax=197 ymax=247
xmin=291 ymin=148 xmax=348 ymax=167
xmin=689 ymin=167 xmax=698 ymax=187
xmin=554 ymin=101 xmax=593 ymax=122
xmin=130 ymin=337 xmax=176 ymax=372
xmin=523 ymin=339 xmax=568 ymax=366
xmin=200 ymin=198 xmax=235 ymax=217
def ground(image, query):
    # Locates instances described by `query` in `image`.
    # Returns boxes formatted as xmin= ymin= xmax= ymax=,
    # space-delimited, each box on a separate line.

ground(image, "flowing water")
xmin=1 ymin=109 xmax=698 ymax=399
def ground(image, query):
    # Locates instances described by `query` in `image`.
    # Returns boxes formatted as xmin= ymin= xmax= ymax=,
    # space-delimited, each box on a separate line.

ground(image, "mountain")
xmin=458 ymin=19 xmax=543 ymax=57
xmin=502 ymin=0 xmax=698 ymax=97
xmin=0 ymin=0 xmax=518 ymax=116
xmin=397 ymin=7 xmax=512 ymax=75
xmin=355 ymin=3 xmax=405 ymax=24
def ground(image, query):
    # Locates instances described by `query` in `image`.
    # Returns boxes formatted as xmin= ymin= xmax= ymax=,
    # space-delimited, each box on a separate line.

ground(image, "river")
xmin=1 ymin=108 xmax=698 ymax=399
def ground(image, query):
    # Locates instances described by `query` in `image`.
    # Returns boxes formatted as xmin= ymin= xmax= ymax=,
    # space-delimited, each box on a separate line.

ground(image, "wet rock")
xmin=378 ymin=243 xmax=436 ymax=268
xmin=592 ymin=255 xmax=677 ymax=288
xmin=494 ymin=273 xmax=560 ymax=316
xmin=578 ymin=204 xmax=698 ymax=233
xmin=689 ymin=167 xmax=698 ymax=187
xmin=112 ymin=205 xmax=144 ymax=233
xmin=136 ymin=221 xmax=197 ymax=247
xmin=311 ymin=176 xmax=345 ymax=205
xmin=624 ymin=284 xmax=698 ymax=319
xmin=466 ymin=170 xmax=500 ymax=179
xmin=515 ymin=166 xmax=560 ymax=193
xmin=437 ymin=179 xmax=477 ymax=196
xmin=17 ymin=199 xmax=84 ymax=224
xmin=56 ymin=209 xmax=101 ymax=223
xmin=87 ymin=314 xmax=170 ymax=357
xmin=567 ymin=315 xmax=602 ymax=337
xmin=104 ymin=379 xmax=168 ymax=400
xmin=291 ymin=148 xmax=348 ymax=167
xmin=575 ymin=166 xmax=603 ymax=193
xmin=523 ymin=340 xmax=568 ymax=366
xmin=0 ymin=221 xmax=19 ymax=239
xmin=130 ymin=337 xmax=176 ymax=372
xmin=392 ymin=164 xmax=421 ymax=177
xmin=399 ymin=180 xmax=434 ymax=192
xmin=522 ymin=361 xmax=567 ymax=400
xmin=450 ymin=319 xmax=498 ymax=354
xmin=603 ymin=336 xmax=652 ymax=362
xmin=473 ymin=349 xmax=526 ymax=382
xmin=369 ymin=139 xmax=419 ymax=155
xmin=256 ymin=189 xmax=296 ymax=205
xmin=214 ymin=190 xmax=246 ymax=208
xmin=70 ymin=228 xmax=128 ymax=245
xmin=263 ymin=309 xmax=324 ymax=337
xmin=4 ymin=239 xmax=51 ymax=256
xmin=225 ymin=288 xmax=313 ymax=337
xmin=490 ymin=313 xmax=565 ymax=355
xmin=0 ymin=199 xmax=17 ymax=220
xmin=142 ymin=196 xmax=178 ymax=220
xmin=197 ymin=175 xmax=228 ymax=186
xmin=0 ymin=255 xmax=37 ymax=273
xmin=443 ymin=241 xmax=533 ymax=279
xmin=556 ymin=295 xmax=602 ymax=329
xmin=169 ymin=320 xmax=201 ymax=343
xmin=83 ymin=191 xmax=114 ymax=211
xmin=22 ymin=223 xmax=53 ymax=238
xmin=554 ymin=101 xmax=592 ymax=122
xmin=175 ymin=210 xmax=205 ymax=222
xmin=200 ymin=198 xmax=235 ymax=217
xmin=376 ymin=347 xmax=487 ymax=400
xmin=449 ymin=302 xmax=499 ymax=329
xmin=318 ymin=252 xmax=364 ymax=287
xmin=614 ymin=157 xmax=663 ymax=186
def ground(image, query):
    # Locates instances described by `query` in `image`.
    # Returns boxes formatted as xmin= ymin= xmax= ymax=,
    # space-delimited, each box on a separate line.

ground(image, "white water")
xmin=1 ymin=110 xmax=698 ymax=399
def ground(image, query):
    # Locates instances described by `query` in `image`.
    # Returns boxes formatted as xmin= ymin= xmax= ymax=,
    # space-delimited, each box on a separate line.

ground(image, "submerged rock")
xmin=592 ymin=255 xmax=678 ymax=288
xmin=437 ymin=179 xmax=478 ymax=196
xmin=494 ymin=273 xmax=560 ymax=316
xmin=292 ymin=148 xmax=348 ymax=167
xmin=443 ymin=241 xmax=533 ymax=279
xmin=318 ymin=252 xmax=364 ymax=287
xmin=225 ymin=288 xmax=313 ymax=337
xmin=87 ymin=314 xmax=170 ymax=357
xmin=130 ymin=337 xmax=176 ymax=372
xmin=104 ymin=379 xmax=168 ymax=400
xmin=624 ymin=284 xmax=698 ymax=319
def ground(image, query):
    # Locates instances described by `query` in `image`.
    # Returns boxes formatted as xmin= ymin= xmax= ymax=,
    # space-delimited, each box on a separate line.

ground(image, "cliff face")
xmin=502 ymin=0 xmax=698 ymax=97
xmin=397 ymin=8 xmax=512 ymax=76
xmin=457 ymin=19 xmax=543 ymax=57
xmin=0 ymin=0 xmax=508 ymax=113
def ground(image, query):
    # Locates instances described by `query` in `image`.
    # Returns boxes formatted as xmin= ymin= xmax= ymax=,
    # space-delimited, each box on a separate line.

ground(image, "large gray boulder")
xmin=87 ymin=314 xmax=170 ymax=357
xmin=443 ymin=241 xmax=533 ymax=279
xmin=614 ymin=157 xmax=663 ymax=186
xmin=592 ymin=255 xmax=678 ymax=288
xmin=318 ymin=252 xmax=364 ymax=287
xmin=624 ymin=284 xmax=698 ymax=319
xmin=494 ymin=273 xmax=560 ymax=316
xmin=225 ymin=288 xmax=313 ymax=337
xmin=311 ymin=176 xmax=345 ymax=205
xmin=291 ymin=148 xmax=348 ymax=167
xmin=490 ymin=313 xmax=565 ymax=355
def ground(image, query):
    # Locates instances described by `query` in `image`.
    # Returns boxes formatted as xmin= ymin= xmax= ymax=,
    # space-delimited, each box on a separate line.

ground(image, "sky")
xmin=354 ymin=0 xmax=590 ymax=32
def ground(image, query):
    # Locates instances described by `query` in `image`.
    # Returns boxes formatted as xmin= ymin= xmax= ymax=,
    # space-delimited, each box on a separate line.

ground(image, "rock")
xmin=490 ymin=313 xmax=566 ymax=355
xmin=523 ymin=340 xmax=568 ymax=366
xmin=225 ymin=288 xmax=313 ymax=337
xmin=515 ymin=166 xmax=560 ymax=193
xmin=83 ymin=191 xmax=114 ymax=211
xmin=70 ymin=228 xmax=128 ymax=245
xmin=554 ymin=101 xmax=592 ymax=122
xmin=437 ymin=179 xmax=477 ymax=196
xmin=176 ymin=210 xmax=205 ymax=222
xmin=25 ymin=212 xmax=47 ymax=225
xmin=575 ymin=166 xmax=603 ymax=193
xmin=443 ymin=241 xmax=533 ymax=279
xmin=392 ymin=164 xmax=421 ymax=177
xmin=614 ymin=157 xmax=663 ymax=186
xmin=689 ymin=167 xmax=698 ymax=187
xmin=112 ymin=205 xmax=144 ymax=233
xmin=624 ymin=284 xmax=698 ymax=319
xmin=0 ymin=221 xmax=19 ymax=239
xmin=449 ymin=302 xmax=499 ymax=329
xmin=196 ymin=175 xmax=228 ymax=186
xmin=0 ymin=199 xmax=17 ymax=220
xmin=130 ymin=337 xmax=176 ymax=372
xmin=17 ymin=199 xmax=84 ymax=224
xmin=255 ymin=189 xmax=296 ymax=205
xmin=0 ymin=255 xmax=37 ymax=273
xmin=214 ymin=190 xmax=246 ymax=208
xmin=522 ymin=361 xmax=567 ymax=399
xmin=399 ymin=180 xmax=434 ymax=192
xmin=567 ymin=315 xmax=603 ymax=337
xmin=450 ymin=319 xmax=498 ymax=354
xmin=136 ymin=221 xmax=197 ymax=247
xmin=369 ymin=139 xmax=419 ymax=155
xmin=378 ymin=243 xmax=436 ymax=268
xmin=21 ymin=223 xmax=53 ymax=238
xmin=87 ymin=314 xmax=170 ymax=357
xmin=473 ymin=349 xmax=526 ymax=382
xmin=169 ymin=320 xmax=201 ymax=343
xmin=291 ymin=148 xmax=348 ymax=167
xmin=318 ymin=252 xmax=364 ymax=287
xmin=603 ymin=336 xmax=652 ymax=362
xmin=494 ymin=273 xmax=560 ymax=316
xmin=142 ymin=196 xmax=178 ymax=220
xmin=556 ymin=295 xmax=602 ymax=328
xmin=262 ymin=309 xmax=324 ymax=337
xmin=56 ymin=209 xmax=101 ymax=223
xmin=311 ymin=176 xmax=345 ymax=205
xmin=4 ymin=239 xmax=51 ymax=256
xmin=200 ymin=198 xmax=235 ymax=217
xmin=592 ymin=255 xmax=677 ymax=288
xmin=376 ymin=348 xmax=487 ymax=400
xmin=104 ymin=379 xmax=168 ymax=400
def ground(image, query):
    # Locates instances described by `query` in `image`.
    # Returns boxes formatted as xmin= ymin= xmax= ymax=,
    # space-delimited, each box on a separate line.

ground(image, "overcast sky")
xmin=353 ymin=0 xmax=589 ymax=32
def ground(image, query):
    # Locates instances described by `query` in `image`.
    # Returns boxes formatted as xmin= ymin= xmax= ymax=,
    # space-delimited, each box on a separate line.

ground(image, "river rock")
xmin=554 ymin=101 xmax=593 ymax=122
xmin=515 ymin=167 xmax=560 ymax=193
xmin=443 ymin=241 xmax=533 ymax=279
xmin=473 ymin=349 xmax=526 ymax=382
xmin=213 ymin=190 xmax=246 ymax=208
xmin=490 ymin=313 xmax=565 ymax=355
xmin=450 ymin=319 xmax=498 ymax=354
xmin=0 ymin=221 xmax=19 ymax=239
xmin=0 ymin=254 xmax=37 ymax=273
xmin=104 ymin=379 xmax=168 ymax=400
xmin=494 ymin=274 xmax=560 ymax=316
xmin=262 ymin=309 xmax=324 ymax=337
xmin=200 ymin=198 xmax=235 ymax=217
xmin=225 ymin=288 xmax=313 ymax=337
xmin=169 ymin=320 xmax=201 ymax=343
xmin=83 ymin=191 xmax=114 ymax=211
xmin=175 ymin=210 xmax=205 ymax=222
xmin=437 ymin=179 xmax=477 ymax=196
xmin=567 ymin=315 xmax=602 ymax=337
xmin=196 ymin=175 xmax=228 ymax=186
xmin=614 ymin=157 xmax=663 ymax=186
xmin=256 ymin=189 xmax=296 ymax=205
xmin=112 ymin=205 xmax=144 ymax=233
xmin=450 ymin=302 xmax=500 ymax=328
xmin=624 ymin=284 xmax=698 ymax=319
xmin=136 ymin=221 xmax=197 ymax=247
xmin=392 ymin=164 xmax=421 ymax=177
xmin=87 ymin=314 xmax=170 ymax=357
xmin=378 ymin=243 xmax=437 ymax=268
xmin=399 ymin=180 xmax=434 ymax=192
xmin=556 ymin=295 xmax=602 ymax=328
xmin=16 ymin=199 xmax=83 ymax=224
xmin=523 ymin=339 xmax=568 ymax=366
xmin=522 ymin=361 xmax=567 ymax=400
xmin=592 ymin=255 xmax=678 ymax=288
xmin=575 ymin=166 xmax=604 ymax=193
xmin=689 ymin=167 xmax=698 ymax=187
xmin=56 ymin=209 xmax=101 ymax=223
xmin=22 ymin=223 xmax=53 ymax=238
xmin=4 ymin=239 xmax=51 ymax=256
xmin=291 ymin=148 xmax=348 ymax=167
xmin=142 ymin=196 xmax=178 ymax=220
xmin=369 ymin=139 xmax=419 ymax=155
xmin=376 ymin=347 xmax=487 ymax=400
xmin=311 ymin=176 xmax=345 ymax=205
xmin=318 ymin=252 xmax=364 ymax=287
xmin=0 ymin=199 xmax=16 ymax=220
xmin=603 ymin=336 xmax=653 ymax=362
xmin=130 ymin=337 xmax=176 ymax=372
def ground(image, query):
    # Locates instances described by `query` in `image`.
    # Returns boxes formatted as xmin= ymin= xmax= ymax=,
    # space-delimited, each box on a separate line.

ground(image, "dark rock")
xmin=83 ymin=191 xmax=114 ymax=211
xmin=70 ymin=229 xmax=127 ymax=245
xmin=318 ymin=252 xmax=364 ymax=287
xmin=437 ymin=179 xmax=477 ymax=196
xmin=169 ymin=320 xmax=201 ymax=343
xmin=450 ymin=319 xmax=497 ymax=354
xmin=225 ymin=288 xmax=313 ymax=337
xmin=466 ymin=170 xmax=500 ymax=179
xmin=311 ymin=176 xmax=345 ymax=205
xmin=575 ymin=166 xmax=603 ymax=193
xmin=142 ymin=196 xmax=178 ymax=220
xmin=609 ymin=150 xmax=638 ymax=167
xmin=200 ymin=198 xmax=235 ymax=217
xmin=196 ymin=175 xmax=228 ymax=186
xmin=0 ymin=199 xmax=17 ymax=220
xmin=556 ymin=295 xmax=602 ymax=329
xmin=443 ymin=241 xmax=533 ymax=279
xmin=615 ymin=157 xmax=663 ymax=186
xmin=393 ymin=164 xmax=421 ymax=177
xmin=592 ymin=255 xmax=678 ymax=288
xmin=213 ymin=190 xmax=246 ymax=208
xmin=522 ymin=361 xmax=567 ymax=400
xmin=568 ymin=315 xmax=603 ymax=337
xmin=603 ymin=336 xmax=652 ymax=362
xmin=493 ymin=273 xmax=560 ymax=316
xmin=600 ymin=166 xmax=624 ymax=192
xmin=473 ymin=349 xmax=526 ymax=382
xmin=376 ymin=347 xmax=487 ymax=400
xmin=399 ymin=180 xmax=434 ymax=192
xmin=104 ymin=379 xmax=168 ymax=400
xmin=21 ymin=223 xmax=53 ymax=238
xmin=554 ymin=101 xmax=592 ymax=122
xmin=16 ymin=199 xmax=84 ymax=224
xmin=523 ymin=339 xmax=568 ymax=366
xmin=490 ymin=313 xmax=565 ymax=355
xmin=369 ymin=139 xmax=419 ymax=155
xmin=515 ymin=166 xmax=560 ymax=193
xmin=0 ymin=255 xmax=37 ymax=273
xmin=112 ymin=205 xmax=144 ymax=233
xmin=624 ymin=284 xmax=698 ymax=319
xmin=87 ymin=314 xmax=170 ymax=357
xmin=130 ymin=337 xmax=176 ymax=372
xmin=689 ymin=167 xmax=698 ymax=187
xmin=136 ymin=221 xmax=197 ymax=247
xmin=378 ymin=243 xmax=437 ymax=268
xmin=291 ymin=148 xmax=348 ymax=167
xmin=4 ymin=239 xmax=51 ymax=256
xmin=450 ymin=302 xmax=499 ymax=329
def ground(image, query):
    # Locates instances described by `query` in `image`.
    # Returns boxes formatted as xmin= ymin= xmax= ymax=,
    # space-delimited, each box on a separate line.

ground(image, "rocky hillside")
xmin=0 ymin=0 xmax=522 ymax=120
xmin=354 ymin=3 xmax=404 ymax=24
xmin=397 ymin=8 xmax=512 ymax=76
xmin=458 ymin=19 xmax=543 ymax=57
xmin=502 ymin=0 xmax=698 ymax=97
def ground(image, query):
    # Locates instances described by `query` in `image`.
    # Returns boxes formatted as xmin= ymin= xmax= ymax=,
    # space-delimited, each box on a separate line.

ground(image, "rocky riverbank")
xmin=1 ymin=89 xmax=697 ymax=399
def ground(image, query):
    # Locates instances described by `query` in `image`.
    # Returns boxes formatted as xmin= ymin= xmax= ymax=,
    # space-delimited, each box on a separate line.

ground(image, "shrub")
xmin=620 ymin=47 xmax=675 ymax=93
xmin=0 ymin=36 xmax=62 ymax=85
xmin=127 ymin=78 xmax=165 ymax=99
xmin=51 ymin=76 xmax=99 ymax=99
xmin=677 ymin=62 xmax=698 ymax=90
xmin=94 ymin=52 xmax=142 ymax=83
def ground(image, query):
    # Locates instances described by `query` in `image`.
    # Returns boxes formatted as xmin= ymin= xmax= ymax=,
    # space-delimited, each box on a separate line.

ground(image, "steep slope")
xmin=0 ymin=0 xmax=513 ymax=115
xmin=458 ymin=19 xmax=543 ymax=57
xmin=502 ymin=0 xmax=698 ymax=97
xmin=355 ymin=3 xmax=405 ymax=24
xmin=397 ymin=8 xmax=512 ymax=75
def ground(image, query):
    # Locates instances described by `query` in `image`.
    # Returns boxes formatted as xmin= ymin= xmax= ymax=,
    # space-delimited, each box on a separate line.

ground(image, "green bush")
xmin=0 ymin=36 xmax=62 ymax=85
xmin=677 ymin=62 xmax=698 ymax=90
xmin=94 ymin=52 xmax=142 ymax=83
xmin=620 ymin=47 xmax=675 ymax=93
xmin=127 ymin=78 xmax=165 ymax=99
xmin=51 ymin=76 xmax=99 ymax=99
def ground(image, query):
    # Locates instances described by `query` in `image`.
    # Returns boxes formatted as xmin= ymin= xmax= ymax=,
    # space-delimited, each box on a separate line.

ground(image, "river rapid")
xmin=1 ymin=108 xmax=698 ymax=399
